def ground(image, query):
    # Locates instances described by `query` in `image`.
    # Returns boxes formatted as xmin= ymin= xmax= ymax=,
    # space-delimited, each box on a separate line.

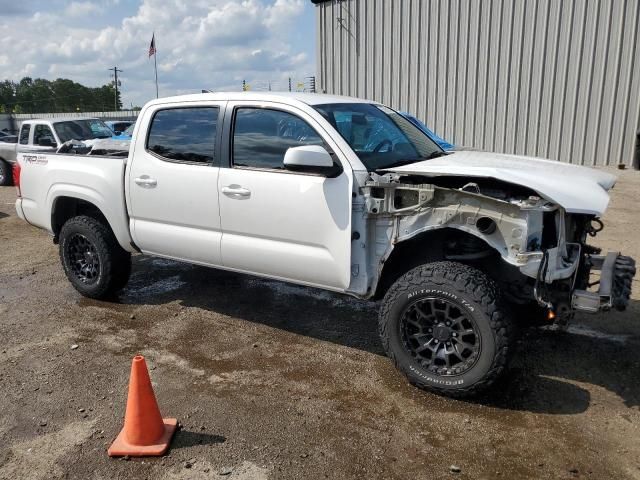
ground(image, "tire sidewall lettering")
xmin=406 ymin=288 xmax=475 ymax=313
xmin=408 ymin=365 xmax=465 ymax=385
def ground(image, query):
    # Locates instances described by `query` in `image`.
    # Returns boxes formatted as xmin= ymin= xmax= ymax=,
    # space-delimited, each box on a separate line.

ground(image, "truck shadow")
xmin=114 ymin=257 xmax=640 ymax=415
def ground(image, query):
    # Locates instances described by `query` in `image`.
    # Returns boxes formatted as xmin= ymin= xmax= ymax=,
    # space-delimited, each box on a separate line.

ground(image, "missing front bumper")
xmin=572 ymin=253 xmax=636 ymax=313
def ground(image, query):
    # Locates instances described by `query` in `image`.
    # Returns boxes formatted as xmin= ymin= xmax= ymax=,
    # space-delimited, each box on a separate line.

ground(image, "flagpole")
xmin=153 ymin=34 xmax=159 ymax=98
xmin=154 ymin=51 xmax=159 ymax=98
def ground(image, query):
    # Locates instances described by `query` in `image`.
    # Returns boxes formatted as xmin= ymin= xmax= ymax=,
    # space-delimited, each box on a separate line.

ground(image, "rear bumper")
xmin=572 ymin=253 xmax=636 ymax=313
xmin=14 ymin=198 xmax=25 ymax=221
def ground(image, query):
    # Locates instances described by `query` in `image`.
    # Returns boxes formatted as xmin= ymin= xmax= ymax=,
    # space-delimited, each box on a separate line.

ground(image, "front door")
xmin=218 ymin=102 xmax=352 ymax=290
xmin=127 ymin=102 xmax=226 ymax=265
xmin=27 ymin=124 xmax=58 ymax=152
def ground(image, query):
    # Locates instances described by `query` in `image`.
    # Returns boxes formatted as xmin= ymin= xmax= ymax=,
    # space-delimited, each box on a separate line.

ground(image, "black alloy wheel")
xmin=400 ymin=297 xmax=481 ymax=376
xmin=66 ymin=233 xmax=101 ymax=284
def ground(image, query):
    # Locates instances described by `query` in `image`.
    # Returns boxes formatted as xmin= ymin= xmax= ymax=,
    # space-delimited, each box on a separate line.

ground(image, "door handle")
xmin=134 ymin=176 xmax=157 ymax=188
xmin=221 ymin=185 xmax=251 ymax=198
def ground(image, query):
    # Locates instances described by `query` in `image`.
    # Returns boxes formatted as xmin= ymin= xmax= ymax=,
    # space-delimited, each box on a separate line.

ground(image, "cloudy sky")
xmin=0 ymin=0 xmax=316 ymax=108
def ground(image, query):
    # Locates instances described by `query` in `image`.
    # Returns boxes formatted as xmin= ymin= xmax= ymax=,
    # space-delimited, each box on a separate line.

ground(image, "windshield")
xmin=314 ymin=103 xmax=444 ymax=170
xmin=53 ymin=119 xmax=113 ymax=142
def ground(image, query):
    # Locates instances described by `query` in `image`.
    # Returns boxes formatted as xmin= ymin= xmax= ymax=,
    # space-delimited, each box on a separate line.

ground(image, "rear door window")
xmin=146 ymin=107 xmax=218 ymax=164
xmin=19 ymin=124 xmax=31 ymax=145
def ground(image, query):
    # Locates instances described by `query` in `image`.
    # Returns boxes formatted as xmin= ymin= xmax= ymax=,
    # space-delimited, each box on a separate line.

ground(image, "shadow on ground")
xmin=171 ymin=430 xmax=226 ymax=450
xmin=97 ymin=257 xmax=640 ymax=416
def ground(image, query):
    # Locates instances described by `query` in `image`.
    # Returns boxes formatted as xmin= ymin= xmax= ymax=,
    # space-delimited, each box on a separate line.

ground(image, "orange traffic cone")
xmin=108 ymin=355 xmax=177 ymax=457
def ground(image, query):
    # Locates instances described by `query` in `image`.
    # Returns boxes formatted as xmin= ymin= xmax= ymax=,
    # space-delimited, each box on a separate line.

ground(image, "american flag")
xmin=148 ymin=34 xmax=156 ymax=58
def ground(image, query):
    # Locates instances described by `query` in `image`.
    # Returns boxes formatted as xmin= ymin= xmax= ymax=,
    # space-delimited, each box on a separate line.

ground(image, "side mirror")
xmin=283 ymin=145 xmax=342 ymax=177
xmin=38 ymin=137 xmax=56 ymax=147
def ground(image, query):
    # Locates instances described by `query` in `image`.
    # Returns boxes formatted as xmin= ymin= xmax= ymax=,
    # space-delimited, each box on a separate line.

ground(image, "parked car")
xmin=112 ymin=123 xmax=135 ymax=141
xmin=105 ymin=120 xmax=134 ymax=136
xmin=400 ymin=112 xmax=454 ymax=151
xmin=0 ymin=117 xmax=113 ymax=185
xmin=0 ymin=131 xmax=18 ymax=143
xmin=14 ymin=92 xmax=635 ymax=398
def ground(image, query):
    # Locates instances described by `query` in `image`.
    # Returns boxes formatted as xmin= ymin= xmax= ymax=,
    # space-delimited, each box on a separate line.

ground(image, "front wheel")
xmin=59 ymin=215 xmax=131 ymax=299
xmin=379 ymin=261 xmax=513 ymax=398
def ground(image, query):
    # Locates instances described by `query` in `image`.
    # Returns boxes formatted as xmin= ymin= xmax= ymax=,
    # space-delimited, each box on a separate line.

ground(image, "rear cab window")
xmin=146 ymin=107 xmax=219 ymax=164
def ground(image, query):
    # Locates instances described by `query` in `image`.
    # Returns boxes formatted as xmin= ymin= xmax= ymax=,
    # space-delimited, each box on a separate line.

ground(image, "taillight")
xmin=13 ymin=162 xmax=21 ymax=197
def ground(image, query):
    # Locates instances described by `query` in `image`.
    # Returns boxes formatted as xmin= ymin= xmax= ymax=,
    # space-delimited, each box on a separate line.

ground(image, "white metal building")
xmin=312 ymin=0 xmax=640 ymax=168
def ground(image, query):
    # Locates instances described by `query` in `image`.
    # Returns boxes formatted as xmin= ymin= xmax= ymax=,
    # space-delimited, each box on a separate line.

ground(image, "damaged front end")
xmin=526 ymin=214 xmax=636 ymax=318
xmin=355 ymin=171 xmax=635 ymax=323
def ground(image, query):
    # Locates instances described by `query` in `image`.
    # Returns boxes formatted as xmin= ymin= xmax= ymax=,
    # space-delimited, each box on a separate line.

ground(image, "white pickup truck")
xmin=14 ymin=92 xmax=635 ymax=397
xmin=0 ymin=117 xmax=114 ymax=185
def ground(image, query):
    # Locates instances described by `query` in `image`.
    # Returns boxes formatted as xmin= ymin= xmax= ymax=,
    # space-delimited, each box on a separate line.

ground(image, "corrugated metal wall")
xmin=315 ymin=0 xmax=640 ymax=167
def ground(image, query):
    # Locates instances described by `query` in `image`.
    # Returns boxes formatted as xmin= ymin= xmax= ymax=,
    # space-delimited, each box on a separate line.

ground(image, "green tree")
xmin=0 ymin=80 xmax=16 ymax=112
xmin=0 ymin=76 xmax=123 ymax=113
xmin=15 ymin=77 xmax=34 ymax=113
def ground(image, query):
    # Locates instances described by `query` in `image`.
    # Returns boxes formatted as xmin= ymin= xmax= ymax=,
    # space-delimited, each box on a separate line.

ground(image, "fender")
xmin=47 ymin=183 xmax=135 ymax=252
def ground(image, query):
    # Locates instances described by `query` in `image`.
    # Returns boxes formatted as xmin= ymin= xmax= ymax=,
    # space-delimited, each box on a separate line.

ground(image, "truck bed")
xmin=16 ymin=151 xmax=134 ymax=251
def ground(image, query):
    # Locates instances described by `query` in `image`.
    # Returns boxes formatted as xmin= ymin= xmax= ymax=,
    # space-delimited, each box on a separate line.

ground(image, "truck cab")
xmin=19 ymin=117 xmax=113 ymax=151
xmin=18 ymin=119 xmax=60 ymax=152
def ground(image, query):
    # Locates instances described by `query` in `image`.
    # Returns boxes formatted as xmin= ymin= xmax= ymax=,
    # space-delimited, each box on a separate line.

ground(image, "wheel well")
xmin=51 ymin=197 xmax=109 ymax=243
xmin=374 ymin=228 xmax=504 ymax=299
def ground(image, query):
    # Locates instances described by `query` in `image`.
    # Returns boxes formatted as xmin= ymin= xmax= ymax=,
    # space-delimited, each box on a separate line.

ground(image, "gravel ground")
xmin=0 ymin=168 xmax=639 ymax=480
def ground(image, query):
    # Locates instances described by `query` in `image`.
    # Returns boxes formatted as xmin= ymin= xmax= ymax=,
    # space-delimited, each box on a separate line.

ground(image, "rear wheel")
xmin=59 ymin=216 xmax=131 ymax=299
xmin=0 ymin=160 xmax=12 ymax=186
xmin=379 ymin=261 xmax=513 ymax=397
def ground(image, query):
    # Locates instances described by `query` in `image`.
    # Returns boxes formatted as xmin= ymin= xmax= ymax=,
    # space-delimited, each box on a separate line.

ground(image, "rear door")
xmin=127 ymin=101 xmax=226 ymax=265
xmin=217 ymin=101 xmax=353 ymax=290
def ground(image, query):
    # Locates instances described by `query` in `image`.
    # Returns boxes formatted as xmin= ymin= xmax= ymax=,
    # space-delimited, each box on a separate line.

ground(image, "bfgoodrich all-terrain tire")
xmin=59 ymin=215 xmax=131 ymax=299
xmin=379 ymin=261 xmax=513 ymax=398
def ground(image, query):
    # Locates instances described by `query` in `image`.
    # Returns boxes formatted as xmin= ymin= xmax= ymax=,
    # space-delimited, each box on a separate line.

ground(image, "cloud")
xmin=0 ymin=0 xmax=314 ymax=107
xmin=264 ymin=0 xmax=305 ymax=29
xmin=64 ymin=1 xmax=104 ymax=17
xmin=0 ymin=0 xmax=35 ymax=16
